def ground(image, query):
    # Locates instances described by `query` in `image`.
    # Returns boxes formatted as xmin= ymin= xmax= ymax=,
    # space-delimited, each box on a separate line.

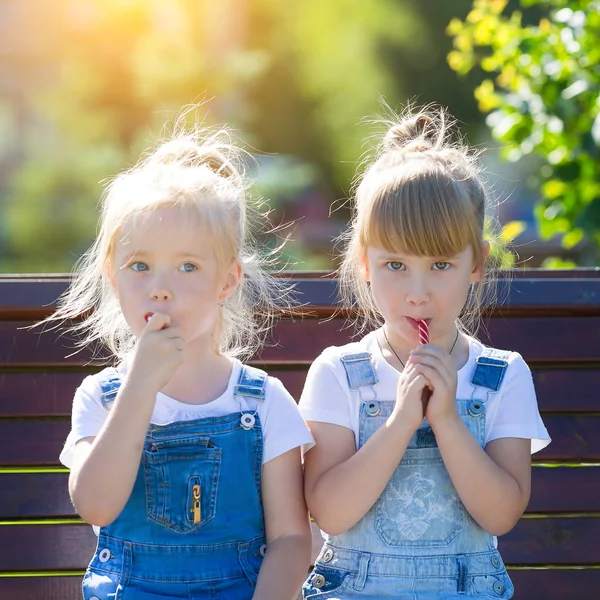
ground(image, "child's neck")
xmin=160 ymin=343 xmax=234 ymax=406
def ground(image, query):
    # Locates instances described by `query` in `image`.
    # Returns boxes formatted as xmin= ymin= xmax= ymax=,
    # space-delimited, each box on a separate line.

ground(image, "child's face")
xmin=111 ymin=206 xmax=239 ymax=348
xmin=363 ymin=244 xmax=483 ymax=349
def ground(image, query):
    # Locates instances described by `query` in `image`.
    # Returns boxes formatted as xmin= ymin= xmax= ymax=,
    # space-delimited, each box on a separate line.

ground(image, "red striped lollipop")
xmin=418 ymin=320 xmax=429 ymax=345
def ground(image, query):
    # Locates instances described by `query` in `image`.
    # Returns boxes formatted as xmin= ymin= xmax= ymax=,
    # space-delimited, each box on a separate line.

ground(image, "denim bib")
xmin=303 ymin=348 xmax=515 ymax=599
xmin=82 ymin=365 xmax=268 ymax=600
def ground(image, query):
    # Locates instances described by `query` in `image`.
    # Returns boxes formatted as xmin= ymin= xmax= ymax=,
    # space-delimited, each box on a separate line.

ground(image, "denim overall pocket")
xmin=375 ymin=444 xmax=466 ymax=548
xmin=143 ymin=435 xmax=221 ymax=533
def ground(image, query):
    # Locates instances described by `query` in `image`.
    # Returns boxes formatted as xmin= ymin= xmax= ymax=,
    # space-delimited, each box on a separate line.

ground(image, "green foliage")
xmin=3 ymin=0 xmax=430 ymax=272
xmin=447 ymin=0 xmax=600 ymax=264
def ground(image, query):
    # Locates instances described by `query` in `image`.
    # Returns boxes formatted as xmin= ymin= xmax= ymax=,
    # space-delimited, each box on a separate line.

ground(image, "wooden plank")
xmin=1 ymin=273 xmax=599 ymax=317
xmin=0 ymin=571 xmax=599 ymax=600
xmin=0 ymin=369 xmax=309 ymax=417
xmin=500 ymin=517 xmax=600 ymax=565
xmin=0 ymin=570 xmax=598 ymax=600
xmin=1 ymin=367 xmax=598 ymax=418
xmin=529 ymin=467 xmax=600 ymax=513
xmin=509 ymin=569 xmax=600 ymax=600
xmin=2 ymin=316 xmax=600 ymax=368
xmin=1 ymin=414 xmax=598 ymax=467
xmin=0 ymin=524 xmax=96 ymax=571
xmin=0 ymin=372 xmax=86 ymax=417
xmin=1 ymin=517 xmax=599 ymax=572
xmin=0 ymin=473 xmax=73 ymax=519
xmin=2 ymin=465 xmax=597 ymax=520
xmin=532 ymin=369 xmax=600 ymax=412
xmin=0 ymin=576 xmax=82 ymax=600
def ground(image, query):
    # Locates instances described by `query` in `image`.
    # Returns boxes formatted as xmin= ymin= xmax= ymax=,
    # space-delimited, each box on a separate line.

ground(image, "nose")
xmin=150 ymin=279 xmax=172 ymax=302
xmin=406 ymin=276 xmax=430 ymax=306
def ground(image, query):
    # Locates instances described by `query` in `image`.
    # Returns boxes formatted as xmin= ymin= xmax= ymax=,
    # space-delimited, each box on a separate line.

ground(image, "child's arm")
xmin=252 ymin=447 xmax=312 ymax=600
xmin=432 ymin=420 xmax=530 ymax=535
xmin=69 ymin=314 xmax=183 ymax=526
xmin=67 ymin=376 xmax=162 ymax=526
xmin=411 ymin=345 xmax=531 ymax=535
xmin=304 ymin=361 xmax=426 ymax=536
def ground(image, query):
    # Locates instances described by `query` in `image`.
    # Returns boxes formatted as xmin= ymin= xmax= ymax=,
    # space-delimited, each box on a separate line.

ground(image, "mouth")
xmin=144 ymin=313 xmax=154 ymax=322
xmin=406 ymin=317 xmax=431 ymax=331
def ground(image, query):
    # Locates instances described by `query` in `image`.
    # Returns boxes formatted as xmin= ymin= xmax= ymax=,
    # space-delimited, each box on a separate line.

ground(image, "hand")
xmin=409 ymin=345 xmax=458 ymax=428
xmin=388 ymin=360 xmax=431 ymax=433
xmin=128 ymin=313 xmax=185 ymax=394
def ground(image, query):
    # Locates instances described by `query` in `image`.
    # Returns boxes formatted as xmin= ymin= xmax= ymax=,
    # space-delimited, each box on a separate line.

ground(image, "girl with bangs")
xmin=52 ymin=120 xmax=313 ymax=599
xmin=299 ymin=106 xmax=550 ymax=599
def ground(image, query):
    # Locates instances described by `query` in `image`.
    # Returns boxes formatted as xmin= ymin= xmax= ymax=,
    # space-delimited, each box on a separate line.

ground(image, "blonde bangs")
xmin=358 ymin=168 xmax=481 ymax=259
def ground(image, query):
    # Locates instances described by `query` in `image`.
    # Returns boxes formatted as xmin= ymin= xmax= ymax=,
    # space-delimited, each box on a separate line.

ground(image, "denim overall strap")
xmin=471 ymin=348 xmax=511 ymax=391
xmin=234 ymin=365 xmax=267 ymax=402
xmin=95 ymin=367 xmax=121 ymax=409
xmin=340 ymin=352 xmax=379 ymax=404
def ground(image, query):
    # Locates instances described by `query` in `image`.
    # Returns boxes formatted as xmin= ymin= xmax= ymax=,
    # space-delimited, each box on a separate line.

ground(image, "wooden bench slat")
xmin=2 ymin=317 xmax=600 ymax=367
xmin=0 ymin=576 xmax=82 ymax=600
xmin=1 ymin=570 xmax=599 ymax=600
xmin=0 ymin=473 xmax=72 ymax=519
xmin=2 ymin=466 xmax=598 ymax=520
xmin=2 ymin=414 xmax=598 ymax=467
xmin=509 ymin=569 xmax=600 ymax=600
xmin=2 ymin=517 xmax=600 ymax=571
xmin=2 ymin=273 xmax=599 ymax=314
xmin=2 ymin=368 xmax=597 ymax=418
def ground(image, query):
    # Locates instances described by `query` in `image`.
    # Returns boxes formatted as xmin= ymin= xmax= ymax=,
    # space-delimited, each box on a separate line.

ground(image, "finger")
xmin=408 ymin=373 xmax=432 ymax=394
xmin=414 ymin=363 xmax=448 ymax=391
xmin=409 ymin=353 xmax=452 ymax=379
xmin=145 ymin=312 xmax=171 ymax=332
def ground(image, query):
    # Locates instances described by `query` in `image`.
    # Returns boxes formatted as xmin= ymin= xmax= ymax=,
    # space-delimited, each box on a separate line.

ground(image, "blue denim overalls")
xmin=304 ymin=348 xmax=515 ymax=599
xmin=82 ymin=365 xmax=267 ymax=600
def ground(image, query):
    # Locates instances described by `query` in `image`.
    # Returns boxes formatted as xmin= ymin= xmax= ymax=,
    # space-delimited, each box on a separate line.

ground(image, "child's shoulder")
xmin=465 ymin=337 xmax=532 ymax=384
xmin=467 ymin=337 xmax=527 ymax=365
xmin=315 ymin=331 xmax=379 ymax=366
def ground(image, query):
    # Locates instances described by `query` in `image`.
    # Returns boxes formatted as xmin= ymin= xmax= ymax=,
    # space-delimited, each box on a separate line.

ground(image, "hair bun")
xmin=151 ymin=139 xmax=237 ymax=179
xmin=383 ymin=113 xmax=438 ymax=152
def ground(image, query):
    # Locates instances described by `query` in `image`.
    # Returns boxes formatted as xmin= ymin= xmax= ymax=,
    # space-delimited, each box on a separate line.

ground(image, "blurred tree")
xmin=447 ymin=0 xmax=600 ymax=265
xmin=2 ymin=0 xmax=265 ymax=272
xmin=2 ymin=0 xmax=482 ymax=272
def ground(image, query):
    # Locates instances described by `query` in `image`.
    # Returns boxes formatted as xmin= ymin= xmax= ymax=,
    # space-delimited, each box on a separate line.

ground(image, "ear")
xmin=360 ymin=252 xmax=371 ymax=282
xmin=104 ymin=259 xmax=118 ymax=297
xmin=219 ymin=259 xmax=242 ymax=303
xmin=470 ymin=241 xmax=490 ymax=284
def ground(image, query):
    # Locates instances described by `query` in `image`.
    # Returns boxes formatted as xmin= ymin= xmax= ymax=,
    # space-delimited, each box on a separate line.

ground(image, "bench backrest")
xmin=0 ymin=271 xmax=599 ymax=599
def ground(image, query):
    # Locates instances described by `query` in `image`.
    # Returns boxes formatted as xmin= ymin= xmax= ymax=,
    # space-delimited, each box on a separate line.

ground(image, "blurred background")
xmin=0 ymin=0 xmax=598 ymax=273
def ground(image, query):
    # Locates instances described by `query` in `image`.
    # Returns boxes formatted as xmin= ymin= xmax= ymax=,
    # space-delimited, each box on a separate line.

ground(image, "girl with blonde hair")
xmin=299 ymin=106 xmax=550 ymax=599
xmin=55 ymin=121 xmax=313 ymax=600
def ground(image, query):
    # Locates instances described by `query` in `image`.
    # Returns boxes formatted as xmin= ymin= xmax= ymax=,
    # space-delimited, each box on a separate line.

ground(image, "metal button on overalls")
xmin=322 ymin=548 xmax=334 ymax=563
xmin=98 ymin=548 xmax=111 ymax=563
xmin=241 ymin=413 xmax=255 ymax=430
xmin=493 ymin=580 xmax=506 ymax=595
xmin=312 ymin=574 xmax=326 ymax=589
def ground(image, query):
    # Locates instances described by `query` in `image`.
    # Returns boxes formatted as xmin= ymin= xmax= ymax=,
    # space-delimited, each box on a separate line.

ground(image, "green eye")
xmin=433 ymin=262 xmax=450 ymax=271
xmin=386 ymin=261 xmax=405 ymax=271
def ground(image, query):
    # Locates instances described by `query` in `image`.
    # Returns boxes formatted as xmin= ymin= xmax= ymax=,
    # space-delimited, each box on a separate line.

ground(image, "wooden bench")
xmin=0 ymin=270 xmax=599 ymax=600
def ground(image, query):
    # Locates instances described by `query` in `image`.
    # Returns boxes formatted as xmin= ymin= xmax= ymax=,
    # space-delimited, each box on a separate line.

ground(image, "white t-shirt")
xmin=60 ymin=358 xmax=315 ymax=470
xmin=299 ymin=331 xmax=550 ymax=454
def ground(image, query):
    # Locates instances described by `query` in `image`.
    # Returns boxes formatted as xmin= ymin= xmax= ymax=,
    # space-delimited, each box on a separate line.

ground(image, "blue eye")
xmin=433 ymin=262 xmax=451 ymax=271
xmin=130 ymin=262 xmax=148 ymax=272
xmin=179 ymin=263 xmax=197 ymax=272
xmin=386 ymin=261 xmax=405 ymax=271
